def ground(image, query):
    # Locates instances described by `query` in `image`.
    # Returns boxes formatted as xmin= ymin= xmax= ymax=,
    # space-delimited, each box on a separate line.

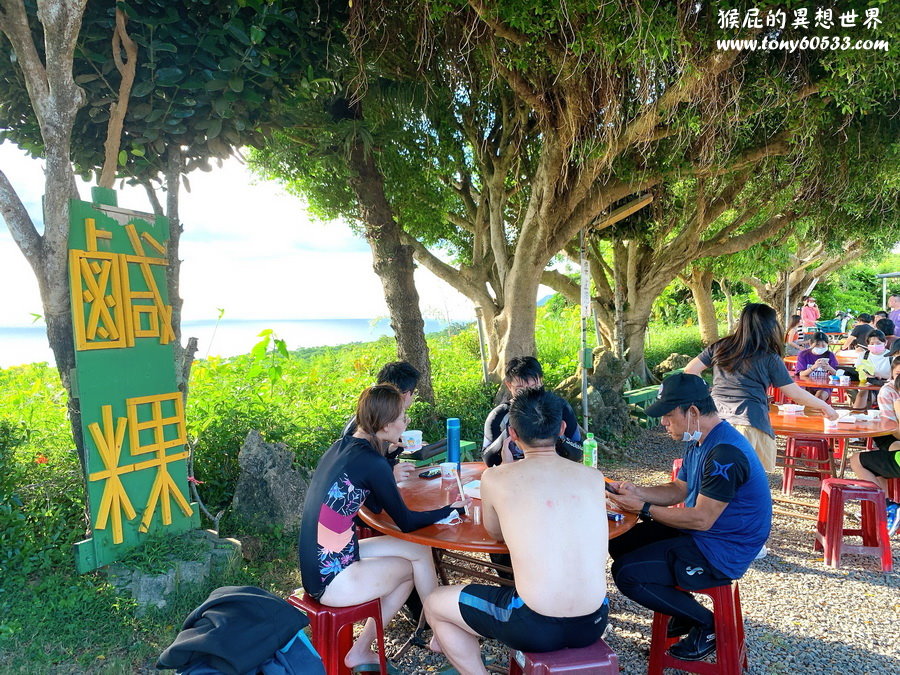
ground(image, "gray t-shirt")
xmin=699 ymin=344 xmax=793 ymax=437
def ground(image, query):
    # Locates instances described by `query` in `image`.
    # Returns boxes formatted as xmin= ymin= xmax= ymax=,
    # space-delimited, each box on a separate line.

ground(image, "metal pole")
xmin=474 ymin=307 xmax=489 ymax=384
xmin=784 ymin=269 xmax=790 ymax=330
xmin=883 ymin=278 xmax=888 ymax=311
xmin=580 ymin=230 xmax=591 ymax=433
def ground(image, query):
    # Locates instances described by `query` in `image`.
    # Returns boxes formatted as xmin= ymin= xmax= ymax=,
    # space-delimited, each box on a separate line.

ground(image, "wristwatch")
xmin=639 ymin=502 xmax=653 ymax=522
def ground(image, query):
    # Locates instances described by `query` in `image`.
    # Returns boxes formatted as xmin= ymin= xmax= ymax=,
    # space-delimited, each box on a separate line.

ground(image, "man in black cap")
xmin=606 ymin=373 xmax=772 ymax=662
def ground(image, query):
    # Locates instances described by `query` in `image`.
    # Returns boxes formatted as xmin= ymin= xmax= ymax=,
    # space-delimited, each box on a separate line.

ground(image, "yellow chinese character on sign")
xmin=70 ymin=217 xmax=175 ymax=351
xmin=70 ymin=248 xmax=130 ymax=350
xmin=126 ymin=392 xmax=187 ymax=456
xmin=125 ymin=392 xmax=192 ymax=532
xmin=87 ymin=405 xmax=137 ymax=544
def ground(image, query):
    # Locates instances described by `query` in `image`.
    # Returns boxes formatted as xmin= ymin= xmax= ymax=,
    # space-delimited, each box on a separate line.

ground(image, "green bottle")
xmin=582 ymin=432 xmax=598 ymax=469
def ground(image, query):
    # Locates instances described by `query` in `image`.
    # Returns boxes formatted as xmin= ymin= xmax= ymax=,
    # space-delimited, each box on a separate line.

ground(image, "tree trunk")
xmin=720 ymin=279 xmax=735 ymax=330
xmin=622 ymin=300 xmax=656 ymax=383
xmin=687 ymin=268 xmax=718 ymax=345
xmin=347 ymin=137 xmax=435 ymax=403
xmin=492 ymin=257 xmax=541 ymax=373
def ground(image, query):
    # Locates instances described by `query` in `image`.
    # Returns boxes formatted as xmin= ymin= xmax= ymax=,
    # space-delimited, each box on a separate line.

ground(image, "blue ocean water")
xmin=0 ymin=318 xmax=453 ymax=368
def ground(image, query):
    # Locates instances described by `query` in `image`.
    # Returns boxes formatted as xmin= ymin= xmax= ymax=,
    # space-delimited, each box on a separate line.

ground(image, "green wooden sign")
xmin=71 ymin=187 xmax=197 ymax=573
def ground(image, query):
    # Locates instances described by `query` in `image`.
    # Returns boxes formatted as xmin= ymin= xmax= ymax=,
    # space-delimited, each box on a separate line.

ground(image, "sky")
xmin=0 ymin=142 xmax=482 ymax=327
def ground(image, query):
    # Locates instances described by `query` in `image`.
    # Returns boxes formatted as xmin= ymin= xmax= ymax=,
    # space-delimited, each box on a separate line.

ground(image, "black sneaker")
xmin=667 ymin=615 xmax=696 ymax=638
xmin=668 ymin=624 xmax=716 ymax=661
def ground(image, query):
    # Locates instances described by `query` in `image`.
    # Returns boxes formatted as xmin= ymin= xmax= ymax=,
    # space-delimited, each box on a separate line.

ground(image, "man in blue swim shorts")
xmin=424 ymin=389 xmax=610 ymax=674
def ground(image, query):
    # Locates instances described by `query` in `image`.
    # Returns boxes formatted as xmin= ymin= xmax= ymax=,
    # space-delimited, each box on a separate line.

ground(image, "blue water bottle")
xmin=446 ymin=417 xmax=461 ymax=471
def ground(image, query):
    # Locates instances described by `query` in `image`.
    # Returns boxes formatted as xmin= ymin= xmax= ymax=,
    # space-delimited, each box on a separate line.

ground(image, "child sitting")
xmin=796 ymin=332 xmax=838 ymax=401
xmin=851 ymin=330 xmax=891 ymax=410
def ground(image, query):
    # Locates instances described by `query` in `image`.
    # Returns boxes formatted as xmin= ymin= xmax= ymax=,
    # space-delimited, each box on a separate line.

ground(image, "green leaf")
xmin=226 ymin=23 xmax=251 ymax=46
xmin=213 ymin=98 xmax=229 ymax=116
xmin=132 ymin=80 xmax=154 ymax=97
xmin=257 ymin=329 xmax=273 ymax=337
xmin=250 ymin=26 xmax=265 ymax=44
xmin=74 ymin=73 xmax=100 ymax=84
xmin=205 ymin=79 xmax=229 ymax=91
xmin=153 ymin=42 xmax=178 ymax=53
xmin=117 ymin=150 xmax=127 ymax=166
xmin=228 ymin=77 xmax=244 ymax=93
xmin=275 ymin=339 xmax=289 ymax=358
xmin=251 ymin=335 xmax=270 ymax=359
xmin=130 ymin=145 xmax=145 ymax=157
xmin=219 ymin=57 xmax=242 ymax=72
xmin=155 ymin=67 xmax=184 ymax=85
xmin=207 ymin=118 xmax=223 ymax=139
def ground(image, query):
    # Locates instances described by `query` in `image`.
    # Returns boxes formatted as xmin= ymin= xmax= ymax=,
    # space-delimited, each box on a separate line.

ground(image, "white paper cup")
xmin=439 ymin=462 xmax=457 ymax=480
xmin=867 ymin=410 xmax=881 ymax=421
xmin=401 ymin=429 xmax=423 ymax=451
xmin=823 ymin=418 xmax=839 ymax=430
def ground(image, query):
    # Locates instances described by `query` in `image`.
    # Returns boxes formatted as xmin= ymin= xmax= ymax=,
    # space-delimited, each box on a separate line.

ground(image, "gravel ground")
xmin=385 ymin=428 xmax=900 ymax=674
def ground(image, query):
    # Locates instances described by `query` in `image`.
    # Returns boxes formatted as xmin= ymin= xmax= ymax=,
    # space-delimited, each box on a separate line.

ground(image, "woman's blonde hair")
xmin=355 ymin=384 xmax=404 ymax=455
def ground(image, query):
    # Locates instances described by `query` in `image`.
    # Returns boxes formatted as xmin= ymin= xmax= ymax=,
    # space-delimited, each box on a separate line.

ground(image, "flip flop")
xmin=350 ymin=661 xmax=401 ymax=675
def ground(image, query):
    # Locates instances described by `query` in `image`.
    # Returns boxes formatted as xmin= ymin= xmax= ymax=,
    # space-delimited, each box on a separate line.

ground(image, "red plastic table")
xmin=769 ymin=407 xmax=897 ymax=476
xmin=784 ymin=353 xmax=857 ymax=368
xmin=359 ymin=462 xmax=637 ymax=552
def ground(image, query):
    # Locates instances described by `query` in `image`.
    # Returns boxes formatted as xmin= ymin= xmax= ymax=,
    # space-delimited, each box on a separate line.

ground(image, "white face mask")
xmin=681 ymin=414 xmax=702 ymax=443
xmin=811 ymin=347 xmax=828 ymax=355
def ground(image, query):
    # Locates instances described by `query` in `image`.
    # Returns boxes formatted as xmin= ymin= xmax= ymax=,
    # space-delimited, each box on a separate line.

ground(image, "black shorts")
xmin=458 ymin=585 xmax=608 ymax=653
xmin=859 ymin=449 xmax=900 ymax=479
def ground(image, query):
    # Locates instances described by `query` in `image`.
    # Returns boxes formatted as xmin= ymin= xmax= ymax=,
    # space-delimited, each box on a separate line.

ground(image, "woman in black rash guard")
xmin=299 ymin=384 xmax=468 ymax=672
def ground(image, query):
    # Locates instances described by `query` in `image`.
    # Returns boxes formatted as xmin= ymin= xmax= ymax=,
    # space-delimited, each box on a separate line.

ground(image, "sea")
xmin=0 ymin=318 xmax=455 ymax=368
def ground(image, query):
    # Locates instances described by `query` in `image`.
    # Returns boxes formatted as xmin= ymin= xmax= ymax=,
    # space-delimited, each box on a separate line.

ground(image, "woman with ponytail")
xmin=685 ymin=303 xmax=839 ymax=471
xmin=299 ymin=384 xmax=468 ymax=672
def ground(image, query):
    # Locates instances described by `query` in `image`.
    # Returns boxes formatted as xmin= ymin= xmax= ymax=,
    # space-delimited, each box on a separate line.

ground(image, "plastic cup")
xmin=823 ymin=418 xmax=839 ymax=430
xmin=471 ymin=504 xmax=482 ymax=525
xmin=439 ymin=462 xmax=457 ymax=480
xmin=400 ymin=429 xmax=423 ymax=451
xmin=867 ymin=409 xmax=881 ymax=421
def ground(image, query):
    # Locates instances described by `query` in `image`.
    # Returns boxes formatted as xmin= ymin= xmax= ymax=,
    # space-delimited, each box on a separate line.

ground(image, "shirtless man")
xmin=424 ymin=389 xmax=609 ymax=674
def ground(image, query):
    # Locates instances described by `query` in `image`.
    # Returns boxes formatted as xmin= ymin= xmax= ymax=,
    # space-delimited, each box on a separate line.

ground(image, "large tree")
xmin=337 ymin=0 xmax=899 ymax=377
xmin=0 ymin=0 xmax=314 ymax=460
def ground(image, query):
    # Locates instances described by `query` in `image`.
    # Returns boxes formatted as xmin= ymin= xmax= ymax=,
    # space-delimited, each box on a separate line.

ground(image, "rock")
xmin=652 ymin=352 xmax=693 ymax=379
xmin=132 ymin=569 xmax=175 ymax=613
xmin=231 ymin=430 xmax=308 ymax=531
xmin=176 ymin=559 xmax=208 ymax=589
xmin=554 ymin=348 xmax=638 ymax=454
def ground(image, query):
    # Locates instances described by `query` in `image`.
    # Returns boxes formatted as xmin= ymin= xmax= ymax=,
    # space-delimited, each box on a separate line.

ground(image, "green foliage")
xmin=0 ymin=0 xmax=331 ymax=182
xmin=0 ymin=365 xmax=85 ymax=582
xmin=117 ymin=531 xmax=208 ymax=574
xmin=814 ymin=254 xmax=900 ymax=317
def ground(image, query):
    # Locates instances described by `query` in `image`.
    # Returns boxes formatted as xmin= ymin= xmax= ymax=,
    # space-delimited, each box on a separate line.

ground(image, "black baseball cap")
xmin=645 ymin=373 xmax=713 ymax=417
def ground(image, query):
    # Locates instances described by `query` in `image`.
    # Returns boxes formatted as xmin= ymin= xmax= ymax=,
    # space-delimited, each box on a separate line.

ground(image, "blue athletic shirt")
xmin=676 ymin=420 xmax=772 ymax=579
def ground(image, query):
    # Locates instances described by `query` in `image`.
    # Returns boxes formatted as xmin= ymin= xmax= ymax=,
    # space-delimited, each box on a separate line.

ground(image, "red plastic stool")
xmin=814 ymin=478 xmax=893 ymax=572
xmin=670 ymin=459 xmax=685 ymax=508
xmin=287 ymin=592 xmax=388 ymax=675
xmin=648 ymin=581 xmax=747 ymax=675
xmin=781 ymin=437 xmax=833 ymax=495
xmin=508 ymin=637 xmax=618 ymax=674
xmin=888 ymin=478 xmax=900 ymax=504
xmin=670 ymin=458 xmax=683 ymax=482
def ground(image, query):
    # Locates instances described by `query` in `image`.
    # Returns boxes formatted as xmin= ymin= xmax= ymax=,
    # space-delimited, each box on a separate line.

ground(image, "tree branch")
xmin=99 ymin=8 xmax=138 ymax=188
xmin=541 ymin=269 xmax=580 ymax=304
xmin=399 ymin=231 xmax=496 ymax=311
